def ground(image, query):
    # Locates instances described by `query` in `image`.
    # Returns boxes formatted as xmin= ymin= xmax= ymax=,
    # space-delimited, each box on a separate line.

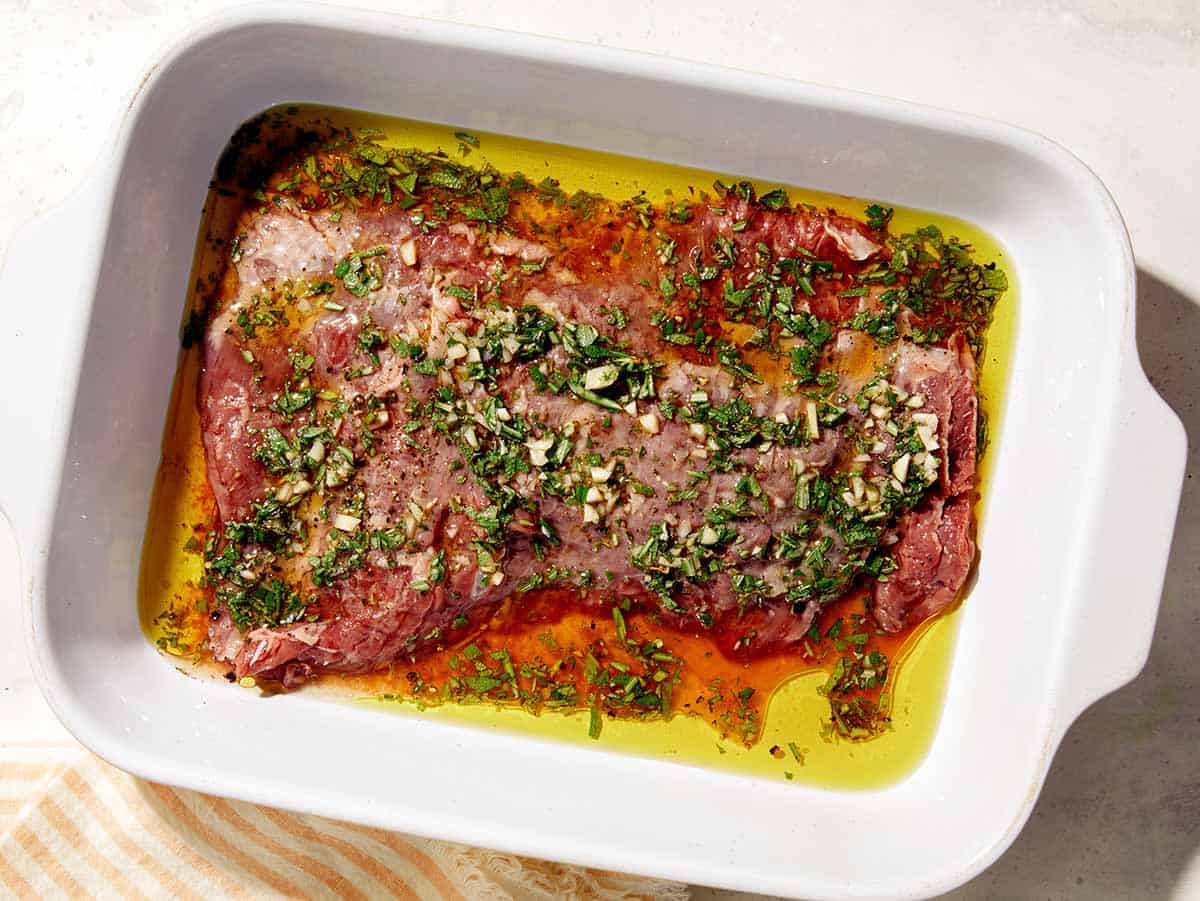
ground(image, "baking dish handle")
xmin=1054 ymin=344 xmax=1185 ymax=734
xmin=0 ymin=181 xmax=106 ymax=553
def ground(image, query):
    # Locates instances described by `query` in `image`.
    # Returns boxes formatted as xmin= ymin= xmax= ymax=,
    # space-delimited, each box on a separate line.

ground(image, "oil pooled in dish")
xmin=143 ymin=105 xmax=1012 ymax=787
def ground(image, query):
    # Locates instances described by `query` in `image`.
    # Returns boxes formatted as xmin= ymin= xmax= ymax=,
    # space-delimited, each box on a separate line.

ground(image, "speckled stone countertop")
xmin=2 ymin=2 xmax=1196 ymax=897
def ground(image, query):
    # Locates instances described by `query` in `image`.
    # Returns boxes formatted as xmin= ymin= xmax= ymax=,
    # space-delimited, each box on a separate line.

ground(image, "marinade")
xmin=142 ymin=105 xmax=1013 ymax=788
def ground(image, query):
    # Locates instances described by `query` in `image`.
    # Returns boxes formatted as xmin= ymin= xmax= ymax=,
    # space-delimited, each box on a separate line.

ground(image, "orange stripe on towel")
xmin=63 ymin=768 xmax=203 ymax=901
xmin=258 ymin=806 xmax=422 ymax=900
xmin=206 ymin=797 xmax=369 ymax=901
xmin=149 ymin=784 xmax=308 ymax=898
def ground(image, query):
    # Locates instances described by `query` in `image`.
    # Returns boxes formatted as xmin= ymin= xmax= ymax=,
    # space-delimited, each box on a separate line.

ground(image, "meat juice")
xmin=140 ymin=105 xmax=1015 ymax=789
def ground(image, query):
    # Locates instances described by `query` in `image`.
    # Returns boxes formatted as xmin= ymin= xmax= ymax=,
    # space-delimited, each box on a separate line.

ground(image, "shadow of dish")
xmin=937 ymin=268 xmax=1200 ymax=899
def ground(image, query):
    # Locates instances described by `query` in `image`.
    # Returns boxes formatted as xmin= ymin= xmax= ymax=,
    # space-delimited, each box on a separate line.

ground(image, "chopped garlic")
xmin=526 ymin=436 xmax=554 ymax=467
xmin=590 ymin=462 xmax=615 ymax=483
xmin=399 ymin=239 xmax=418 ymax=266
xmin=333 ymin=513 xmax=361 ymax=532
xmin=892 ymin=453 xmax=912 ymax=483
xmin=638 ymin=411 xmax=660 ymax=434
xmin=582 ymin=504 xmax=600 ymax=524
xmin=583 ymin=364 xmax=619 ymax=390
xmin=689 ymin=422 xmax=708 ymax=441
xmin=922 ymin=453 xmax=940 ymax=482
xmin=912 ymin=412 xmax=940 ymax=450
xmin=306 ymin=439 xmax=325 ymax=463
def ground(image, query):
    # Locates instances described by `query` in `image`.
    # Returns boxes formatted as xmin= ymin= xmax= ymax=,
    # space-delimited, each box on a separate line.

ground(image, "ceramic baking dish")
xmin=0 ymin=4 xmax=1185 ymax=898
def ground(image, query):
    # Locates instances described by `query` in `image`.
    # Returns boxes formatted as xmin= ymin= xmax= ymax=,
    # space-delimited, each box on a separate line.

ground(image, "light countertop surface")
xmin=1 ymin=1 xmax=1197 ymax=897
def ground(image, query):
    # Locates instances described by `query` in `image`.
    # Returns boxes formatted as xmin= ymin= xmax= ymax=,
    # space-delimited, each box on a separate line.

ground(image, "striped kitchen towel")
xmin=0 ymin=744 xmax=688 ymax=900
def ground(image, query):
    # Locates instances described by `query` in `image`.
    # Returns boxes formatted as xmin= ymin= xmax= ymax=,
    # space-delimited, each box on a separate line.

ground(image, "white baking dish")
xmin=0 ymin=5 xmax=1185 ymax=898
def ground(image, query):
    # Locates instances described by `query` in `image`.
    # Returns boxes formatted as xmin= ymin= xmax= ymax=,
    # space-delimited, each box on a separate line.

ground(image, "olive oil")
xmin=140 ymin=104 xmax=1016 ymax=790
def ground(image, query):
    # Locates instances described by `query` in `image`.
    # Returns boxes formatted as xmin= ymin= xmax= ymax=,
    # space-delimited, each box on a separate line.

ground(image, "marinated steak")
xmin=198 ymin=126 xmax=1001 ymax=689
